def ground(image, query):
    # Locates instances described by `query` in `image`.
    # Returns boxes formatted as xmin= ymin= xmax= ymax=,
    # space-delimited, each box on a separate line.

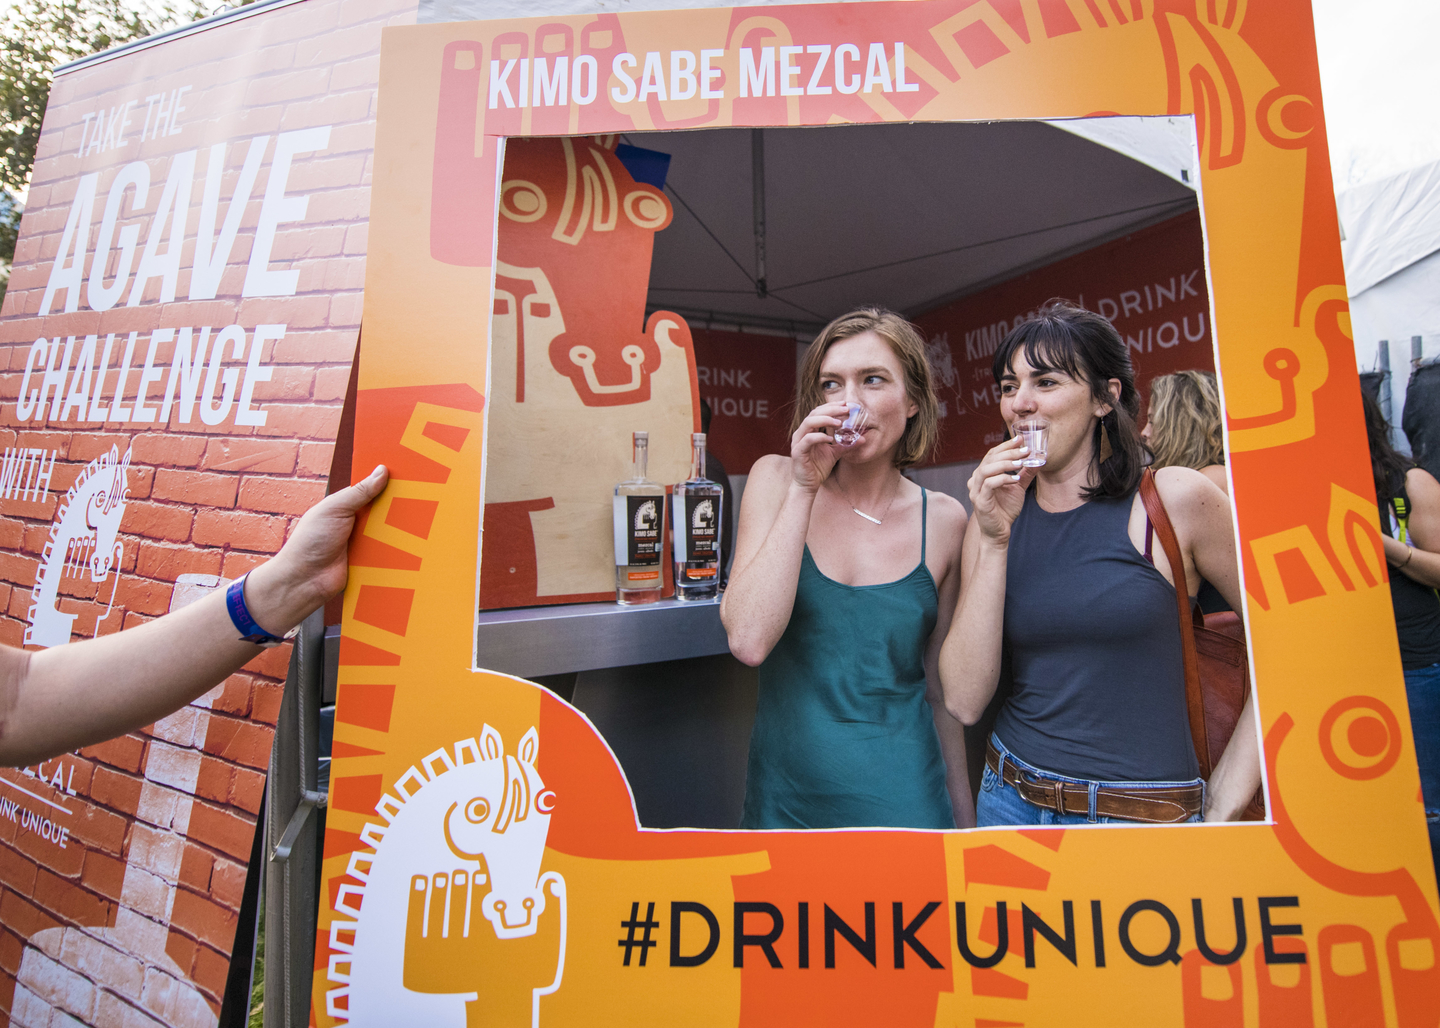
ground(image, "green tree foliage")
xmin=0 ymin=190 xmax=19 ymax=272
xmin=0 ymin=0 xmax=207 ymax=303
xmin=0 ymin=0 xmax=208 ymax=195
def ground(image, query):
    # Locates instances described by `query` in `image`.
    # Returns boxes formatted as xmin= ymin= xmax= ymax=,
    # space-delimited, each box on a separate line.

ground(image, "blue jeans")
xmin=976 ymin=734 xmax=1205 ymax=826
xmin=1404 ymin=662 xmax=1440 ymax=890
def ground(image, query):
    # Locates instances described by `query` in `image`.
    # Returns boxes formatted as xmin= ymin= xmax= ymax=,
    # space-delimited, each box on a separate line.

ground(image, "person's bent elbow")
xmin=944 ymin=695 xmax=984 ymax=727
xmin=723 ymin=613 xmax=774 ymax=666
xmin=727 ymin=632 xmax=771 ymax=668
xmin=720 ymin=597 xmax=775 ymax=666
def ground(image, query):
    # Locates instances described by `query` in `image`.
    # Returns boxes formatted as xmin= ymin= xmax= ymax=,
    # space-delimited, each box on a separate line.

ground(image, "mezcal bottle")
xmin=672 ymin=432 xmax=722 ymax=601
xmin=613 ymin=431 xmax=666 ymax=605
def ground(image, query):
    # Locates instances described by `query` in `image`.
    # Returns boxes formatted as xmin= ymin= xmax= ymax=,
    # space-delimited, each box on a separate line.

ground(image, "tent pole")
xmin=1379 ymin=338 xmax=1394 ymax=441
xmin=752 ymin=128 xmax=767 ymax=298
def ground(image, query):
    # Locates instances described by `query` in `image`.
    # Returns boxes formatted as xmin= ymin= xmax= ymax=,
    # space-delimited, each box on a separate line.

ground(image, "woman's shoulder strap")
xmin=1389 ymin=466 xmax=1414 ymax=516
xmin=920 ymin=487 xmax=928 ymax=562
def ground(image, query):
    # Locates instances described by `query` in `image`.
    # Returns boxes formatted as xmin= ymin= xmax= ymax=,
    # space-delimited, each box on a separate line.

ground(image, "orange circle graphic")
xmin=1319 ymin=696 xmax=1402 ymax=780
xmin=1258 ymin=87 xmax=1317 ymax=149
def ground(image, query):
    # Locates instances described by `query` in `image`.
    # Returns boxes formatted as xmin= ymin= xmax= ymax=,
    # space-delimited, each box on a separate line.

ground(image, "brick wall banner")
xmin=0 ymin=0 xmax=418 ymax=1025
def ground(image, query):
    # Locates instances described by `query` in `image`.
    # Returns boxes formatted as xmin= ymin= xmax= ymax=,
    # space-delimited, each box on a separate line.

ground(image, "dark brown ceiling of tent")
xmin=633 ymin=120 xmax=1197 ymax=336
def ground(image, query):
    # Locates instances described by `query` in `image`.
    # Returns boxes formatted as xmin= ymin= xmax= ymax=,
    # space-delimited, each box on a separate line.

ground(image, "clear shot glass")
xmin=834 ymin=403 xmax=870 ymax=447
xmin=1014 ymin=419 xmax=1048 ymax=467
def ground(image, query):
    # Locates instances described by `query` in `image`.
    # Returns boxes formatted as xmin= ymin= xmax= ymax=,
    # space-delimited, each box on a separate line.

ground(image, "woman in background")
xmin=1143 ymin=370 xmax=1228 ymax=495
xmin=722 ymin=307 xmax=972 ymax=830
xmin=1143 ymin=369 xmax=1231 ymax=612
xmin=1364 ymin=390 xmax=1440 ymax=886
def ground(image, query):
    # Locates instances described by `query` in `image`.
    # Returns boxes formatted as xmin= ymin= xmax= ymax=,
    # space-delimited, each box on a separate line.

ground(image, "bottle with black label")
xmin=672 ymin=432 xmax=722 ymax=602
xmin=613 ymin=431 xmax=666 ymax=605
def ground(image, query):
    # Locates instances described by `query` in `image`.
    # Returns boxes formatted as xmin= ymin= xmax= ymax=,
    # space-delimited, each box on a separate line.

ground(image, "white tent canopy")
xmin=1046 ymin=115 xmax=1199 ymax=189
xmin=1340 ymin=158 xmax=1440 ymax=295
xmin=1338 ymin=158 xmax=1440 ymax=446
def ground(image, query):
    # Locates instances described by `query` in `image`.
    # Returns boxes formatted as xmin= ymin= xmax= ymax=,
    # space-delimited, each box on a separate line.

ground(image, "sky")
xmin=1312 ymin=0 xmax=1440 ymax=193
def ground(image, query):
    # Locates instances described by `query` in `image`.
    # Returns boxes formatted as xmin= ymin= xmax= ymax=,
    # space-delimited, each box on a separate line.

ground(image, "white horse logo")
xmin=334 ymin=724 xmax=566 ymax=1027
xmin=25 ymin=445 xmax=130 ymax=647
xmin=691 ymin=498 xmax=715 ymax=531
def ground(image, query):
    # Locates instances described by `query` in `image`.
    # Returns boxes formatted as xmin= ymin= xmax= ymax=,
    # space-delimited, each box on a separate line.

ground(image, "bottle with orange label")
xmin=613 ymin=431 xmax=666 ymax=605
xmin=672 ymin=432 xmax=722 ymax=602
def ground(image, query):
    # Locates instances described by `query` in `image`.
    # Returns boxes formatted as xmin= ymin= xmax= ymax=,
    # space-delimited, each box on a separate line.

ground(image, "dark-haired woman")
xmin=723 ymin=307 xmax=972 ymax=830
xmin=1363 ymin=390 xmax=1440 ymax=884
xmin=939 ymin=301 xmax=1259 ymax=825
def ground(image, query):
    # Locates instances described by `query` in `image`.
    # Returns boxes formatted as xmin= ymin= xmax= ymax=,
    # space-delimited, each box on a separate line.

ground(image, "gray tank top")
xmin=993 ymin=487 xmax=1200 ymax=782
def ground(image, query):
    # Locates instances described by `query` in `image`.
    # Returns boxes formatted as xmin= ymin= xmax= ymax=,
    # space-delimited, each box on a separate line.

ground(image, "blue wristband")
xmin=226 ymin=573 xmax=288 ymax=647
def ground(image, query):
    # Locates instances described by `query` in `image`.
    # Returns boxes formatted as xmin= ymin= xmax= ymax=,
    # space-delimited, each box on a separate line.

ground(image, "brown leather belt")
xmin=986 ymin=741 xmax=1202 ymax=824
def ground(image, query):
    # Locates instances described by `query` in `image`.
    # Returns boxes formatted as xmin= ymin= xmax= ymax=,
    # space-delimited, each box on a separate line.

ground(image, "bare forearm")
xmin=0 ymin=466 xmax=387 ymax=767
xmin=1398 ymin=549 xmax=1440 ymax=589
xmin=1203 ymin=693 xmax=1261 ymax=821
xmin=1384 ymin=535 xmax=1440 ymax=589
xmin=929 ymin=695 xmax=975 ymax=827
xmin=721 ymin=482 xmax=817 ymax=665
xmin=2 ymin=590 xmax=264 ymax=766
xmin=0 ymin=555 xmax=328 ymax=767
xmin=939 ymin=540 xmax=1009 ymax=724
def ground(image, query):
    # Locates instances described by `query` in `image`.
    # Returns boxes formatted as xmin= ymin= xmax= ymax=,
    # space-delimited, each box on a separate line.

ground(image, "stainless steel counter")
xmin=474 ymin=596 xmax=729 ymax=678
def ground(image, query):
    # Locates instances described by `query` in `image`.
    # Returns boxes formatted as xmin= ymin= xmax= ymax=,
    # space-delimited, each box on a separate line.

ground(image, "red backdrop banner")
xmin=690 ymin=327 xmax=797 ymax=476
xmin=915 ymin=211 xmax=1214 ymax=464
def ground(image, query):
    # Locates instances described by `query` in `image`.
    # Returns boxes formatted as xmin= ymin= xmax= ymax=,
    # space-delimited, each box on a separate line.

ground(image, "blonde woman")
xmin=1143 ymin=370 xmax=1231 ymax=612
xmin=1142 ymin=370 xmax=1228 ymax=495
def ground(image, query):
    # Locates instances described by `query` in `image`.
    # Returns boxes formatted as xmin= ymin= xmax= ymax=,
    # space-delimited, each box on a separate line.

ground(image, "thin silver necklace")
xmin=833 ymin=473 xmax=900 ymax=525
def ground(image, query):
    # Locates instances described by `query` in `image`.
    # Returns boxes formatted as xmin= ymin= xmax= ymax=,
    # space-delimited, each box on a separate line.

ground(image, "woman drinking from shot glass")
xmin=722 ymin=307 xmax=973 ymax=829
xmin=940 ymin=301 xmax=1259 ymax=825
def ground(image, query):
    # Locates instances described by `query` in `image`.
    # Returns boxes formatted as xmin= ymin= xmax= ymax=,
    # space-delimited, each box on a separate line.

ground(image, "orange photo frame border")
xmin=317 ymin=2 xmax=1440 ymax=1025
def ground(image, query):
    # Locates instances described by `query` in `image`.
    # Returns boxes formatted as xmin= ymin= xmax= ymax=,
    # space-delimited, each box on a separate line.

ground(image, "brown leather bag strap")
xmin=1139 ymin=469 xmax=1212 ymax=776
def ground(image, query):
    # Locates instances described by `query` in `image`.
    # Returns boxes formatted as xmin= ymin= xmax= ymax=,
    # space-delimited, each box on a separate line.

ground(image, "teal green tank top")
xmin=740 ymin=490 xmax=955 ymax=829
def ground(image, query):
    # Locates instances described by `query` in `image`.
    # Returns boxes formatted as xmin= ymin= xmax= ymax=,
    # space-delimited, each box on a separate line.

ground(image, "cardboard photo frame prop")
xmin=318 ymin=2 xmax=1440 ymax=1024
